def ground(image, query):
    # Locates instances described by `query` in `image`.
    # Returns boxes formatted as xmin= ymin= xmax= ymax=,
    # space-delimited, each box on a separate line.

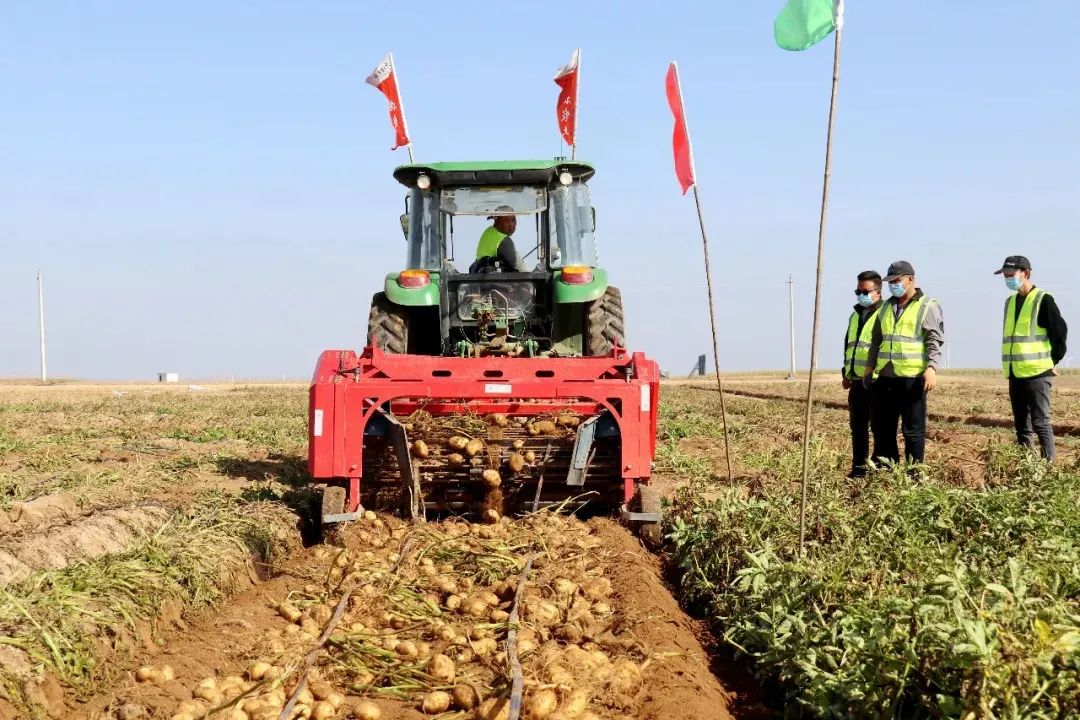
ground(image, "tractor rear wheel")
xmin=583 ymin=286 xmax=625 ymax=356
xmin=367 ymin=292 xmax=408 ymax=354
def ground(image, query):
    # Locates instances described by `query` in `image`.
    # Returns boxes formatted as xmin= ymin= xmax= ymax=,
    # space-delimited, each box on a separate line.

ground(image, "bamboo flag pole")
xmin=798 ymin=0 xmax=844 ymax=556
xmin=667 ymin=62 xmax=734 ymax=482
xmin=37 ymin=270 xmax=47 ymax=384
xmin=572 ymin=49 xmax=581 ymax=160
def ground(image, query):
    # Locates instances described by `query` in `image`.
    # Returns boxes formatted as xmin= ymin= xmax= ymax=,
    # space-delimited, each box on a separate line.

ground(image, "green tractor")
xmin=370 ymin=160 xmax=624 ymax=358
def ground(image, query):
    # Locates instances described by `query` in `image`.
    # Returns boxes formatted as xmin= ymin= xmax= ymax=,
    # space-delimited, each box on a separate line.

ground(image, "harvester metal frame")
xmin=308 ymin=344 xmax=660 ymax=525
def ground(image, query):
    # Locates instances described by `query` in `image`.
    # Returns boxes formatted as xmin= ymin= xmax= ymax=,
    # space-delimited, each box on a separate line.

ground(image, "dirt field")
xmin=3 ymin=373 xmax=1072 ymax=719
xmin=0 ymin=383 xmax=741 ymax=720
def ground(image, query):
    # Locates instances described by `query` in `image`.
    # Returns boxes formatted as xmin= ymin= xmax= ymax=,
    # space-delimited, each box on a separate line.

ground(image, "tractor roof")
xmin=393 ymin=160 xmax=595 ymax=188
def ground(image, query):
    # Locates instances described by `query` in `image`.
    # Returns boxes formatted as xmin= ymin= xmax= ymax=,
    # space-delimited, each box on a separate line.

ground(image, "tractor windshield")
xmin=548 ymin=183 xmax=597 ymax=268
xmin=440 ymin=187 xmax=546 ymax=216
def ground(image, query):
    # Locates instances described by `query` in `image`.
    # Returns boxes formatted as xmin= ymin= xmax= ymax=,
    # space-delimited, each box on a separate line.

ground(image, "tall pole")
xmin=786 ymin=275 xmax=797 ymax=380
xmin=798 ymin=2 xmax=844 ymax=556
xmin=388 ymin=52 xmax=415 ymax=163
xmin=37 ymin=271 xmax=47 ymax=384
xmin=670 ymin=62 xmax=734 ymax=482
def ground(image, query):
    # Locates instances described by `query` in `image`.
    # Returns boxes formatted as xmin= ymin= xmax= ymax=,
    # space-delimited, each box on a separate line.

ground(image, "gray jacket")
xmin=865 ymin=289 xmax=944 ymax=377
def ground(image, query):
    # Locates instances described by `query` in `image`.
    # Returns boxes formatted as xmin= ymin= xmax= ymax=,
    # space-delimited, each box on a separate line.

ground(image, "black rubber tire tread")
xmin=633 ymin=483 xmax=662 ymax=548
xmin=367 ymin=292 xmax=408 ymax=354
xmin=583 ymin=286 xmax=625 ymax=357
xmin=321 ymin=485 xmax=346 ymax=522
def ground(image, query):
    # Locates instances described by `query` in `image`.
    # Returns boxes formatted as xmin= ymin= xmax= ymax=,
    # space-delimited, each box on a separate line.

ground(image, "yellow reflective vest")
xmin=875 ymin=295 xmax=937 ymax=377
xmin=844 ymin=306 xmax=880 ymax=380
xmin=1002 ymin=288 xmax=1054 ymax=378
xmin=476 ymin=226 xmax=505 ymax=259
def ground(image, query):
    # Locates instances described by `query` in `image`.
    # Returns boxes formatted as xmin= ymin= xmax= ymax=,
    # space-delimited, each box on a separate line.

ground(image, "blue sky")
xmin=2 ymin=1 xmax=1078 ymax=380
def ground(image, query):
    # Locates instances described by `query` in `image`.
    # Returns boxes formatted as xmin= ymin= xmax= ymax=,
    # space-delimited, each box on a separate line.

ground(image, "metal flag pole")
xmin=572 ymin=49 xmax=581 ymax=160
xmin=388 ymin=52 xmax=415 ymax=163
xmin=672 ymin=62 xmax=734 ymax=482
xmin=787 ymin=275 xmax=797 ymax=380
xmin=798 ymin=0 xmax=844 ymax=556
xmin=37 ymin=270 xmax=47 ymax=384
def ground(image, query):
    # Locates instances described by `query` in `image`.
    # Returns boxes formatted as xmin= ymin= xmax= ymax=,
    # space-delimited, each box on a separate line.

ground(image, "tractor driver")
xmin=470 ymin=206 xmax=526 ymax=273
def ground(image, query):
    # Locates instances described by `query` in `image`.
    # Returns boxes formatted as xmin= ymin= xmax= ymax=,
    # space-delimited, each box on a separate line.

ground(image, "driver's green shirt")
xmin=476 ymin=226 xmax=506 ymax=259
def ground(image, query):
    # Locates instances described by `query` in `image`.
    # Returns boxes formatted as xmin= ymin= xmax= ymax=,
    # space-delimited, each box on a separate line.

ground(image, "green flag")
xmin=774 ymin=0 xmax=837 ymax=51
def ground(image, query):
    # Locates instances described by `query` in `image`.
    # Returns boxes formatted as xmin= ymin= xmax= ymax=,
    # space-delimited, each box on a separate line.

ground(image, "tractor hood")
xmin=394 ymin=160 xmax=595 ymax=188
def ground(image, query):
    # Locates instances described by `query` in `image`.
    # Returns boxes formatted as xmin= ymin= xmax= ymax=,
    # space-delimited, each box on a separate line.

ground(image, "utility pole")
xmin=37 ymin=271 xmax=47 ymax=384
xmin=786 ymin=276 xmax=797 ymax=380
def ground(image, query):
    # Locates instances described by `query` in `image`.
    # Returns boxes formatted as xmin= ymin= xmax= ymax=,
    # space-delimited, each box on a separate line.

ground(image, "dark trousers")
xmin=1008 ymin=376 xmax=1056 ymax=461
xmin=848 ymin=382 xmax=873 ymax=476
xmin=870 ymin=377 xmax=927 ymax=465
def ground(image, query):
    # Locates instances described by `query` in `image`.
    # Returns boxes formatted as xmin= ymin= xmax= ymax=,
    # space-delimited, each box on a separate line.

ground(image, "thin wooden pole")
xmin=37 ymin=271 xmax=47 ymax=384
xmin=572 ymin=49 xmax=581 ymax=160
xmin=692 ymin=185 xmax=734 ymax=482
xmin=787 ymin=275 xmax=797 ymax=380
xmin=798 ymin=6 xmax=844 ymax=556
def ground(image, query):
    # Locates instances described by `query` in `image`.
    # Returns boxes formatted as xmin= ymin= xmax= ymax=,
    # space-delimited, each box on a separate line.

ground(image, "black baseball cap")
xmin=883 ymin=260 xmax=915 ymax=282
xmin=993 ymin=255 xmax=1031 ymax=274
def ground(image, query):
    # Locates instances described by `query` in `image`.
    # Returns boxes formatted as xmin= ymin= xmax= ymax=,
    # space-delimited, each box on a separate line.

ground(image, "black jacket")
xmin=1011 ymin=288 xmax=1068 ymax=379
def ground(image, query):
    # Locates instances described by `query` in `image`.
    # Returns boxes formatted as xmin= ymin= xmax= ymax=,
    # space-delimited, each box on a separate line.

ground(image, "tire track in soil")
xmin=68 ymin=518 xmax=740 ymax=720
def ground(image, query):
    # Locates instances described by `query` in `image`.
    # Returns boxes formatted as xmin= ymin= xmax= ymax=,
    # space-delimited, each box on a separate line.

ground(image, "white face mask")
xmin=888 ymin=282 xmax=906 ymax=298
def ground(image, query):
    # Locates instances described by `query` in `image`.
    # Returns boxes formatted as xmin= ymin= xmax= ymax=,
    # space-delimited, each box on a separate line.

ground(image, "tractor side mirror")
xmin=399 ymin=213 xmax=409 ymax=239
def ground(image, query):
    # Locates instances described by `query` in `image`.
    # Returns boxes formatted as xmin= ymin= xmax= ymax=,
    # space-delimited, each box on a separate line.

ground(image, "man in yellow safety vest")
xmin=864 ymin=260 xmax=944 ymax=467
xmin=842 ymin=270 xmax=882 ymax=478
xmin=995 ymin=255 xmax=1068 ymax=461
xmin=469 ymin=206 xmax=525 ymax=273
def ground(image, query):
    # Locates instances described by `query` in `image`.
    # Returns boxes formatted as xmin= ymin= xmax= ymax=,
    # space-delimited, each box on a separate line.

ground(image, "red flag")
xmin=554 ymin=49 xmax=580 ymax=147
xmin=366 ymin=53 xmax=411 ymax=151
xmin=665 ymin=62 xmax=695 ymax=194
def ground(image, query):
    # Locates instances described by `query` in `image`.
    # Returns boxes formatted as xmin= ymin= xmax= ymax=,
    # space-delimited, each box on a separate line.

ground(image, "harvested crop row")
xmin=157 ymin=510 xmax=653 ymax=720
xmin=0 ymin=495 xmax=299 ymax=718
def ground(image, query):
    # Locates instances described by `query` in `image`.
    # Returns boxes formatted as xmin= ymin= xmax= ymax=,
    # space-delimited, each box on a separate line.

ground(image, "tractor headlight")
xmin=559 ymin=171 xmax=573 ymax=186
xmin=416 ymin=174 xmax=431 ymax=190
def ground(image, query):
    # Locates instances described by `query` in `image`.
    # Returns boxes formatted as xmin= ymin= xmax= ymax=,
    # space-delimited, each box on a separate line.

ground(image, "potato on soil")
xmin=247 ymin=661 xmax=272 ymax=681
xmin=412 ymin=439 xmax=430 ymax=458
xmin=311 ymin=701 xmax=336 ymax=720
xmin=481 ymin=469 xmax=501 ymax=487
xmin=427 ymin=653 xmax=456 ymax=682
xmin=507 ymin=453 xmax=525 ymax=473
xmin=352 ymin=701 xmax=382 ymax=720
xmin=483 ymin=508 xmax=501 ymax=524
xmin=447 ymin=452 xmax=465 ymax=467
xmin=475 ymin=697 xmax=510 ymax=720
xmin=448 ymin=435 xmax=470 ymax=450
xmin=278 ymin=603 xmax=303 ymax=623
xmin=465 ymin=438 xmax=486 ymax=457
xmin=524 ymin=450 xmax=537 ymax=463
xmin=523 ymin=688 xmax=558 ymax=720
xmin=452 ymin=684 xmax=480 ymax=710
xmin=421 ymin=690 xmax=452 ymax=715
xmin=135 ymin=666 xmax=162 ymax=683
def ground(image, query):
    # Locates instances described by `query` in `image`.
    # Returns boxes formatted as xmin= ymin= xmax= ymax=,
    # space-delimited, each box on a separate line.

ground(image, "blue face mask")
xmin=856 ymin=293 xmax=875 ymax=307
xmin=1005 ymin=275 xmax=1023 ymax=292
xmin=889 ymin=282 xmax=906 ymax=298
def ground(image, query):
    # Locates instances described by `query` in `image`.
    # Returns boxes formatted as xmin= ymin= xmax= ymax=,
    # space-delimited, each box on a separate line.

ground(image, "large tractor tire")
xmin=583 ymin=286 xmax=625 ymax=357
xmin=367 ymin=292 xmax=408 ymax=354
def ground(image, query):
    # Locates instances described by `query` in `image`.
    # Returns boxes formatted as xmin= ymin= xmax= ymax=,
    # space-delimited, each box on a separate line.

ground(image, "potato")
xmin=436 ymin=624 xmax=457 ymax=642
xmin=421 ymin=691 xmax=451 ymax=715
xmin=608 ymin=659 xmax=642 ymax=695
xmin=489 ymin=609 xmax=510 ymax=623
xmin=523 ymin=450 xmax=536 ymax=463
xmin=248 ymin=661 xmax=272 ymax=681
xmin=412 ymin=439 xmax=430 ymax=458
xmin=512 ymin=439 xmax=526 ymax=450
xmin=135 ymin=666 xmax=160 ymax=683
xmin=311 ymin=701 xmax=336 ymax=720
xmin=160 ymin=665 xmax=175 ymax=681
xmin=175 ymin=700 xmax=208 ymax=715
xmin=416 ymin=641 xmax=432 ymax=659
xmin=518 ymin=637 xmax=537 ymax=655
xmin=310 ymin=680 xmax=334 ymax=701
xmin=464 ymin=598 xmax=489 ymax=618
xmin=583 ymin=577 xmax=613 ymax=600
xmin=554 ymin=578 xmax=578 ymax=596
xmin=447 ymin=452 xmax=465 ymax=467
xmin=481 ymin=469 xmax=501 ymax=487
xmin=592 ymin=602 xmax=611 ymax=616
xmin=448 ymin=435 xmax=469 ymax=450
xmin=396 ymin=640 xmax=419 ymax=658
xmin=445 ymin=594 xmax=463 ymax=611
xmin=557 ymin=415 xmax=580 ymax=427
xmin=427 ymin=653 xmax=456 ymax=683
xmin=465 ymin=438 xmax=485 ymax=457
xmin=326 ymin=693 xmax=346 ymax=711
xmin=471 ymin=637 xmax=497 ymax=657
xmin=308 ymin=603 xmax=334 ymax=625
xmin=528 ymin=420 xmax=556 ymax=436
xmin=483 ymin=509 xmax=501 ymax=524
xmin=559 ymin=690 xmax=590 ymax=717
xmin=523 ymin=689 xmax=558 ymax=720
xmin=507 ymin=453 xmax=525 ymax=473
xmin=490 ymin=414 xmax=509 ymax=427
xmin=278 ymin=604 xmax=303 ymax=623
xmin=193 ymin=686 xmax=223 ymax=704
xmin=475 ymin=697 xmax=510 ymax=720
xmin=351 ymin=701 xmax=381 ymax=720
xmin=452 ymin=684 xmax=480 ymax=710
xmin=478 ymin=590 xmax=501 ymax=607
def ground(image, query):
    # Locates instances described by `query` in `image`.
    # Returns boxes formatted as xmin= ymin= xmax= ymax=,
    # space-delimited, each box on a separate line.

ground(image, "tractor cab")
xmin=371 ymin=160 xmax=623 ymax=358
